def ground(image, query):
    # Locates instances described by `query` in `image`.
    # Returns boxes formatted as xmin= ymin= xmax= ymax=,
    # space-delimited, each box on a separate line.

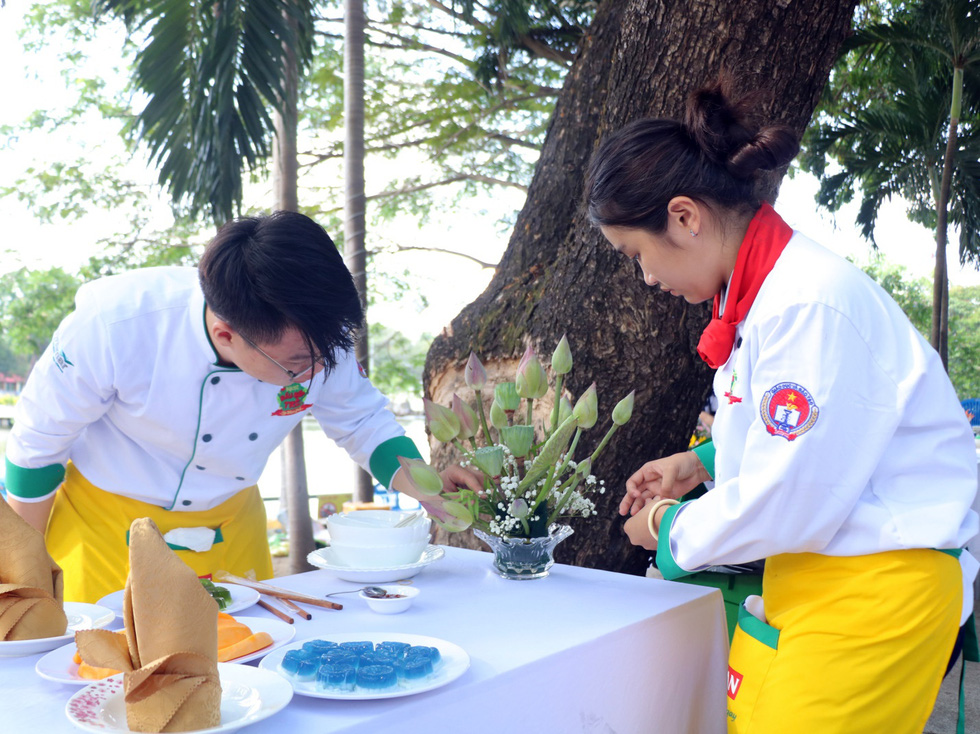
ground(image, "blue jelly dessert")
xmin=322 ymin=649 xmax=360 ymax=669
xmin=339 ymin=641 xmax=375 ymax=656
xmin=401 ymin=656 xmax=433 ymax=682
xmin=356 ymin=664 xmax=397 ymax=690
xmin=376 ymin=641 xmax=411 ymax=656
xmin=302 ymin=639 xmax=339 ymax=655
xmin=281 ymin=649 xmax=317 ymax=676
xmin=316 ymin=662 xmax=357 ymax=692
xmin=287 ymin=655 xmax=320 ymax=681
xmin=405 ymin=645 xmax=441 ymax=665
xmin=359 ymin=650 xmax=398 ymax=668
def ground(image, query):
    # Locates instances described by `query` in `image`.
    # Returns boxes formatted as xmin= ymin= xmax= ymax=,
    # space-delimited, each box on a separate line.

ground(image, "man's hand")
xmin=620 ymin=451 xmax=710 ymax=516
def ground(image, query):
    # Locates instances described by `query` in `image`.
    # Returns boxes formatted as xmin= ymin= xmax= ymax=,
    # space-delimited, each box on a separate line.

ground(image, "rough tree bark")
xmin=424 ymin=0 xmax=859 ymax=576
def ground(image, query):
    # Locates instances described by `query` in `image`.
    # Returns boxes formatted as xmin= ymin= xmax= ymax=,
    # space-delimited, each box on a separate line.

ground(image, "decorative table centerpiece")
xmin=400 ymin=337 xmax=633 ymax=579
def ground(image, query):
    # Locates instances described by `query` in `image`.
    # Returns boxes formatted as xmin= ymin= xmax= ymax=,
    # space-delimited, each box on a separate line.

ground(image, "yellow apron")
xmin=46 ymin=462 xmax=274 ymax=603
xmin=727 ymin=549 xmax=961 ymax=733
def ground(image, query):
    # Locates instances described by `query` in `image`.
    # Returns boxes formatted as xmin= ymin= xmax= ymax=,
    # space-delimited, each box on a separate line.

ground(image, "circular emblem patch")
xmin=760 ymin=382 xmax=818 ymax=441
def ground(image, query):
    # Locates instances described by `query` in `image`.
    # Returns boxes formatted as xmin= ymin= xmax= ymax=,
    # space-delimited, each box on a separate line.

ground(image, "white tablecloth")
xmin=3 ymin=546 xmax=729 ymax=733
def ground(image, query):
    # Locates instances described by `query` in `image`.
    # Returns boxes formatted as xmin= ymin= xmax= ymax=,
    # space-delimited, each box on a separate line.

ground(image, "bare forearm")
xmin=6 ymin=495 xmax=56 ymax=535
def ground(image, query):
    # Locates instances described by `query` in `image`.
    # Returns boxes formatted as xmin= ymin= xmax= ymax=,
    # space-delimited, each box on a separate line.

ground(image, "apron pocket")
xmin=727 ymin=601 xmax=780 ymax=733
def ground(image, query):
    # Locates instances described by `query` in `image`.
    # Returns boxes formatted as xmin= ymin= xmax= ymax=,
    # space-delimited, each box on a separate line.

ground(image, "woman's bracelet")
xmin=646 ymin=498 xmax=680 ymax=542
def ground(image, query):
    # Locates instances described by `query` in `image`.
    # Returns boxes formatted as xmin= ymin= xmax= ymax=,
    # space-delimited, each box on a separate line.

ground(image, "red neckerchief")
xmin=696 ymin=202 xmax=793 ymax=368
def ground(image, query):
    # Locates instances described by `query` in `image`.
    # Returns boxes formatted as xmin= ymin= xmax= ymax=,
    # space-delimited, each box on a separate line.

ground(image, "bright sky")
xmin=2 ymin=3 xmax=977 ymax=345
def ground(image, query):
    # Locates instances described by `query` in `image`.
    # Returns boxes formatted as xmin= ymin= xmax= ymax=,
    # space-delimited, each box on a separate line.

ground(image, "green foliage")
xmin=0 ymin=268 xmax=81 ymax=359
xmin=366 ymin=322 xmax=430 ymax=400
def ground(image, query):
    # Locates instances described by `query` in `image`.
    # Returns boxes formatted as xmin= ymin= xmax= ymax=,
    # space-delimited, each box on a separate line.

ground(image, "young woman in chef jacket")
xmin=586 ymin=76 xmax=979 ymax=733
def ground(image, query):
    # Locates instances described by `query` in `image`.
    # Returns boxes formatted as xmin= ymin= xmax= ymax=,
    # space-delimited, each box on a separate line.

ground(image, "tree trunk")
xmin=344 ymin=0 xmax=375 ymax=503
xmin=274 ymin=10 xmax=316 ymax=574
xmin=424 ymin=0 xmax=858 ymax=575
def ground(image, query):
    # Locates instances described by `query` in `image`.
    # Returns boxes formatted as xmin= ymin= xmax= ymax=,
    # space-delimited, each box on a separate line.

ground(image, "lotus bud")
xmin=397 ymin=456 xmax=444 ymax=496
xmin=573 ymin=383 xmax=598 ymax=429
xmin=472 ymin=445 xmax=505 ymax=477
xmin=575 ymin=457 xmax=592 ymax=476
xmin=509 ymin=498 xmax=529 ymax=520
xmin=551 ymin=335 xmax=573 ymax=376
xmin=424 ymin=397 xmax=460 ymax=443
xmin=490 ymin=400 xmax=509 ymax=429
xmin=516 ymin=346 xmax=548 ymax=399
xmin=423 ymin=500 xmax=471 ymax=532
xmin=441 ymin=500 xmax=475 ymax=531
xmin=494 ymin=382 xmax=521 ymax=412
xmin=452 ymin=394 xmax=478 ymax=440
xmin=612 ymin=390 xmax=635 ymax=426
xmin=557 ymin=397 xmax=573 ymax=425
xmin=464 ymin=351 xmax=487 ymax=391
xmin=499 ymin=425 xmax=535 ymax=459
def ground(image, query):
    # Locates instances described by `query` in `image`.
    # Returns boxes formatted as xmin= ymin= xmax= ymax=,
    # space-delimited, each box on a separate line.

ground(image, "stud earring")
xmin=690 ymin=229 xmax=698 ymax=237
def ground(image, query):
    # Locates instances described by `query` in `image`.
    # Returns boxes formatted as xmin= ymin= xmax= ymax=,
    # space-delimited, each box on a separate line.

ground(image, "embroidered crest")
xmin=357 ymin=361 xmax=368 ymax=378
xmin=724 ymin=370 xmax=742 ymax=404
xmin=727 ymin=666 xmax=744 ymax=700
xmin=761 ymin=382 xmax=818 ymax=441
xmin=271 ymin=383 xmax=313 ymax=416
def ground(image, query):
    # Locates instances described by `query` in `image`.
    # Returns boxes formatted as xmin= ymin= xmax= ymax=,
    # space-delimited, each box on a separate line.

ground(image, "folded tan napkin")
xmin=0 ymin=499 xmax=67 ymax=641
xmin=77 ymin=518 xmax=221 ymax=732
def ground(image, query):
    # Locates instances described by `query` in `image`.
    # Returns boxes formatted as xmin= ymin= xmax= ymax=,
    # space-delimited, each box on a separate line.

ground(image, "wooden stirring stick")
xmin=213 ymin=571 xmax=343 ymax=610
xmin=257 ymin=597 xmax=294 ymax=624
xmin=280 ymin=597 xmax=312 ymax=620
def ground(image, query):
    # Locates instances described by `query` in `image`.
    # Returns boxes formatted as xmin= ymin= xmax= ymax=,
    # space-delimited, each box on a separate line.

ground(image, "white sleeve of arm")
xmin=6 ymin=307 xmax=116 ymax=473
xmin=668 ymin=302 xmax=902 ymax=570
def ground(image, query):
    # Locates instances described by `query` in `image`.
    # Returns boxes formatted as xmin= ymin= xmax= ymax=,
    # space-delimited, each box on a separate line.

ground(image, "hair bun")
xmin=684 ymin=74 xmax=799 ymax=180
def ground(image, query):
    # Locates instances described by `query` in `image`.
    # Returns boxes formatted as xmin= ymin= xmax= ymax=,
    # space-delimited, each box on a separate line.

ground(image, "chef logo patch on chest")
xmin=272 ymin=382 xmax=313 ymax=416
xmin=760 ymin=382 xmax=819 ymax=441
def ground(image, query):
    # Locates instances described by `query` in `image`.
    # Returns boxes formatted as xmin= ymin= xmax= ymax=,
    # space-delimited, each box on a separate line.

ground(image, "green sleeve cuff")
xmin=691 ymin=439 xmax=715 ymax=479
xmin=655 ymin=501 xmax=696 ymax=580
xmin=369 ymin=435 xmax=423 ymax=488
xmin=4 ymin=457 xmax=65 ymax=500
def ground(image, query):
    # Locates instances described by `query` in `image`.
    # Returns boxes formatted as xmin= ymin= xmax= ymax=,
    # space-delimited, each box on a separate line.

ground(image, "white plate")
xmin=258 ymin=631 xmax=469 ymax=700
xmin=306 ymin=544 xmax=445 ymax=583
xmin=0 ymin=602 xmax=116 ymax=658
xmin=97 ymin=583 xmax=260 ymax=616
xmin=36 ymin=615 xmax=297 ymax=684
xmin=65 ymin=662 xmax=292 ymax=733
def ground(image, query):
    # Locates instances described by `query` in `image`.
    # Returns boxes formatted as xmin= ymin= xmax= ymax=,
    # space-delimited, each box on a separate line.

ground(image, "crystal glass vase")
xmin=473 ymin=524 xmax=574 ymax=580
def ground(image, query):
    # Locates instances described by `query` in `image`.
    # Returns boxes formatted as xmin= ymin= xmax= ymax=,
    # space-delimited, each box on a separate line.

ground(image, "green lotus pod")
xmin=397 ymin=456 xmax=444 ymax=496
xmin=500 ymin=425 xmax=535 ymax=459
xmin=494 ymin=382 xmax=521 ymax=411
xmin=573 ymin=383 xmax=598 ymax=429
xmin=518 ymin=415 xmax=577 ymax=491
xmin=424 ymin=397 xmax=460 ymax=443
xmin=452 ymin=394 xmax=479 ymax=440
xmin=612 ymin=390 xmax=635 ymax=426
xmin=516 ymin=346 xmax=548 ymax=399
xmin=472 ymin=445 xmax=505 ymax=477
xmin=551 ymin=335 xmax=573 ymax=375
xmin=490 ymin=400 xmax=509 ymax=429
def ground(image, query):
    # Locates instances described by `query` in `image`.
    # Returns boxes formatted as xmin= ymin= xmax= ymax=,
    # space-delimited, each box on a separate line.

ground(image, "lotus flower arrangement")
xmin=399 ymin=336 xmax=634 ymax=542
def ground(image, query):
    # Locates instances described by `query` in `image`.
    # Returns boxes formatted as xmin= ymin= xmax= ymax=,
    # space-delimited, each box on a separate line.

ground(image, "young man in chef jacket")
xmin=3 ymin=211 xmax=479 ymax=603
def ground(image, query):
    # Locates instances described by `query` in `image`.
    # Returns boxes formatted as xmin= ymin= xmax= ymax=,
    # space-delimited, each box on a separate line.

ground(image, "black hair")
xmin=586 ymin=74 xmax=801 ymax=232
xmin=199 ymin=210 xmax=363 ymax=376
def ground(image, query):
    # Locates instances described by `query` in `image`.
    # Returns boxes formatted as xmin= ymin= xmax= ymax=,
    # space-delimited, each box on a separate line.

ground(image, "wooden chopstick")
xmin=214 ymin=571 xmax=343 ymax=610
xmin=280 ymin=598 xmax=312 ymax=620
xmin=257 ymin=597 xmax=294 ymax=624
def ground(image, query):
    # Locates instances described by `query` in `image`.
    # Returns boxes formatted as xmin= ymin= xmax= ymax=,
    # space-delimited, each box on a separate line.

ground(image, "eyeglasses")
xmin=239 ymin=333 xmax=322 ymax=382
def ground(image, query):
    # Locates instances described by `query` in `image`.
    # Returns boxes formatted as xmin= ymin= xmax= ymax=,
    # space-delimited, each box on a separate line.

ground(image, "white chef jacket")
xmin=658 ymin=233 xmax=979 ymax=617
xmin=5 ymin=267 xmax=418 ymax=511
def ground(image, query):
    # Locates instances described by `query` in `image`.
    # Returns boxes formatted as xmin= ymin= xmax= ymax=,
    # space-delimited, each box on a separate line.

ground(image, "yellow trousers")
xmin=47 ymin=462 xmax=274 ymax=603
xmin=727 ymin=549 xmax=961 ymax=733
